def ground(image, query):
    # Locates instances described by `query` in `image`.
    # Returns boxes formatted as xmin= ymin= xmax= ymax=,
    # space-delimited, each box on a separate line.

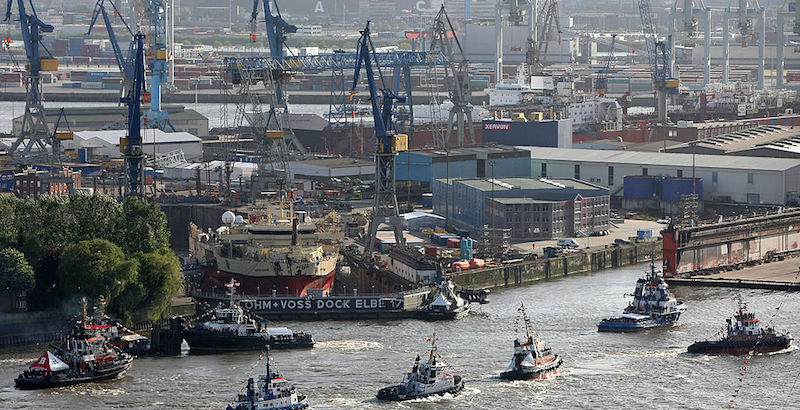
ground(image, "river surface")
xmin=2 ymin=264 xmax=799 ymax=409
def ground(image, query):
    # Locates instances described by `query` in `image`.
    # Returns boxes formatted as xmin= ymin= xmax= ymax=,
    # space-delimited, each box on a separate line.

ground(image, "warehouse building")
xmin=664 ymin=125 xmax=800 ymax=159
xmin=69 ymin=129 xmax=203 ymax=161
xmin=431 ymin=177 xmax=610 ymax=239
xmin=523 ymin=147 xmax=800 ymax=205
xmin=396 ymin=146 xmax=531 ymax=184
xmin=13 ymin=105 xmax=209 ymax=138
xmin=287 ymin=157 xmax=376 ymax=182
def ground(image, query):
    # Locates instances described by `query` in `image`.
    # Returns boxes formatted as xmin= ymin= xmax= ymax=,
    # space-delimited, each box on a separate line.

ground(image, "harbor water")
xmin=1 ymin=264 xmax=798 ymax=409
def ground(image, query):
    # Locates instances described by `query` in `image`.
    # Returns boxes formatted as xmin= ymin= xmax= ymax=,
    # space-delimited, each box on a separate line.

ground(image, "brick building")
xmin=14 ymin=167 xmax=81 ymax=199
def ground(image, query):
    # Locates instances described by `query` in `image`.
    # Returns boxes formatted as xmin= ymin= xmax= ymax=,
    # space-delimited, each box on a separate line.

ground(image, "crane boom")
xmin=121 ymin=33 xmax=147 ymax=197
xmin=88 ymin=0 xmax=134 ymax=79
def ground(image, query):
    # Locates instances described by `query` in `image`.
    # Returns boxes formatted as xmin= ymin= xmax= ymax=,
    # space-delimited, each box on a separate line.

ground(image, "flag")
xmin=259 ymin=352 xmax=263 ymax=360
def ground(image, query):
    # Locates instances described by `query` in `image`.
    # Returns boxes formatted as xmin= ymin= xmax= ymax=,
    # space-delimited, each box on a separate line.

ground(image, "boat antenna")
xmin=519 ymin=303 xmax=533 ymax=345
xmin=225 ymin=278 xmax=240 ymax=307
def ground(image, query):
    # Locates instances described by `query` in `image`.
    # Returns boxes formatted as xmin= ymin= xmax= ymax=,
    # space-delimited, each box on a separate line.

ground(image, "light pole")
xmin=488 ymin=160 xmax=496 ymax=228
xmin=285 ymin=286 xmax=289 ymax=296
xmin=257 ymin=286 xmax=260 ymax=298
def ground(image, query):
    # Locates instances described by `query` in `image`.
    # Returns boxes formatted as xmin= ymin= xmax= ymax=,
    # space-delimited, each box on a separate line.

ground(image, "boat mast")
xmin=520 ymin=303 xmax=533 ymax=344
xmin=428 ymin=333 xmax=438 ymax=363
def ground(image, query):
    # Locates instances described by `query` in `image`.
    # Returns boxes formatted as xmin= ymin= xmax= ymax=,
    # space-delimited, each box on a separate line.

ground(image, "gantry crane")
xmin=248 ymin=0 xmax=306 ymax=158
xmin=596 ymin=34 xmax=616 ymax=96
xmin=121 ymin=33 xmax=146 ymax=198
xmin=88 ymin=0 xmax=135 ymax=98
xmin=775 ymin=0 xmax=800 ymax=89
xmin=720 ymin=0 xmax=764 ymax=88
xmin=668 ymin=0 xmax=710 ymax=86
xmin=637 ymin=0 xmax=678 ymax=125
xmin=429 ymin=5 xmax=474 ymax=147
xmin=4 ymin=0 xmax=68 ymax=164
xmin=526 ymin=0 xmax=561 ymax=76
xmin=350 ymin=21 xmax=408 ymax=254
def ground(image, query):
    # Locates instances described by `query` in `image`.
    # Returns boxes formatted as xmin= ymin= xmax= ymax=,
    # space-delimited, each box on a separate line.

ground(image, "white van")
xmin=556 ymin=238 xmax=580 ymax=248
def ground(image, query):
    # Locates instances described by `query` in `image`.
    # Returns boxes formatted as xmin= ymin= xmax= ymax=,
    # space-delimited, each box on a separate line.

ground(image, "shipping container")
xmin=623 ymin=176 xmax=657 ymax=200
xmin=661 ymin=177 xmax=702 ymax=201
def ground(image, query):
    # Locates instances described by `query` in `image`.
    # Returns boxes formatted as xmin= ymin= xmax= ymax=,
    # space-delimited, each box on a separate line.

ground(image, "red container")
xmin=447 ymin=238 xmax=460 ymax=248
xmin=425 ymin=245 xmax=438 ymax=258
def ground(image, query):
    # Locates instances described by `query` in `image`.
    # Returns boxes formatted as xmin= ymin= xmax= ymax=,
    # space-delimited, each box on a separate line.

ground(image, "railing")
xmin=224 ymin=50 xmax=450 ymax=73
xmin=130 ymin=314 xmax=199 ymax=332
xmin=0 ymin=331 xmax=62 ymax=347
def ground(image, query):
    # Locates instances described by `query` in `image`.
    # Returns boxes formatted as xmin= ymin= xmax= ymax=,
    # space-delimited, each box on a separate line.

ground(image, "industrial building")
xmin=431 ymin=176 xmax=610 ymax=239
xmin=69 ymin=129 xmax=204 ymax=161
xmin=664 ymin=125 xmax=800 ymax=158
xmin=13 ymin=167 xmax=82 ymax=199
xmin=13 ymin=105 xmax=210 ymax=138
xmin=287 ymin=157 xmax=376 ymax=182
xmin=481 ymin=118 xmax=573 ymax=148
xmin=523 ymin=147 xmax=800 ymax=205
xmin=396 ymin=146 xmax=531 ymax=184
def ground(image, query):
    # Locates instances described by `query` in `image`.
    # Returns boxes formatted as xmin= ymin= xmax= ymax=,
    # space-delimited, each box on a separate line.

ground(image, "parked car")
xmin=614 ymin=238 xmax=631 ymax=246
xmin=656 ymin=218 xmax=671 ymax=224
xmin=556 ymin=238 xmax=580 ymax=248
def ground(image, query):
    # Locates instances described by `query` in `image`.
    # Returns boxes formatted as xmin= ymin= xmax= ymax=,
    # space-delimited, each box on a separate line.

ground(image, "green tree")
xmin=0 ymin=196 xmax=19 ymax=250
xmin=66 ymin=193 xmax=122 ymax=244
xmin=118 ymin=197 xmax=171 ymax=254
xmin=56 ymin=239 xmax=139 ymax=316
xmin=0 ymin=248 xmax=34 ymax=293
xmin=136 ymin=249 xmax=184 ymax=320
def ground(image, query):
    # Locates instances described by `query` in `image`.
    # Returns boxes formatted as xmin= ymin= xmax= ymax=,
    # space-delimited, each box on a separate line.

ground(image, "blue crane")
xmin=350 ymin=20 xmax=407 ymax=254
xmin=121 ymin=32 xmax=147 ymax=197
xmin=637 ymin=0 xmax=677 ymax=124
xmin=144 ymin=0 xmax=174 ymax=131
xmin=87 ymin=0 xmax=134 ymax=95
xmin=4 ymin=0 xmax=63 ymax=162
xmin=596 ymin=34 xmax=616 ymax=96
xmin=249 ymin=0 xmax=296 ymax=104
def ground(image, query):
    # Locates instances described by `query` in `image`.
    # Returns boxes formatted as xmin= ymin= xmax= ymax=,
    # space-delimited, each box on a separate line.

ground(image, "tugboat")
xmin=14 ymin=301 xmax=134 ymax=389
xmin=500 ymin=303 xmax=562 ymax=380
xmin=227 ymin=348 xmax=310 ymax=410
xmin=688 ymin=301 xmax=792 ymax=355
xmin=597 ymin=258 xmax=686 ymax=332
xmin=84 ymin=297 xmax=152 ymax=356
xmin=417 ymin=279 xmax=471 ymax=320
xmin=376 ymin=333 xmax=464 ymax=401
xmin=184 ymin=279 xmax=314 ymax=354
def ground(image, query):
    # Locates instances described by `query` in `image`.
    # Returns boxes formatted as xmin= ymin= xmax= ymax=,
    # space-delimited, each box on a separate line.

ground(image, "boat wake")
xmin=316 ymin=340 xmax=383 ymax=351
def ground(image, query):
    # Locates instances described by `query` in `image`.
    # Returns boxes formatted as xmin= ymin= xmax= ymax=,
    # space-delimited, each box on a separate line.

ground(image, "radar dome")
xmin=221 ymin=211 xmax=236 ymax=225
xmin=234 ymin=215 xmax=244 ymax=224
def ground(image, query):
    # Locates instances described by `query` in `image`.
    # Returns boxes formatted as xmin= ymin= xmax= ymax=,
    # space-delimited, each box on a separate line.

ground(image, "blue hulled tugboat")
xmin=598 ymin=258 xmax=686 ymax=332
xmin=376 ymin=333 xmax=464 ymax=401
xmin=688 ymin=301 xmax=792 ymax=355
xmin=14 ymin=300 xmax=133 ymax=389
xmin=500 ymin=303 xmax=562 ymax=380
xmin=227 ymin=348 xmax=309 ymax=410
xmin=184 ymin=279 xmax=314 ymax=354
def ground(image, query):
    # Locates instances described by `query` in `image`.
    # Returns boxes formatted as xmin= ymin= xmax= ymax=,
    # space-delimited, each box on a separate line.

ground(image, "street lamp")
xmin=488 ymin=160 xmax=496 ymax=228
xmin=212 ymin=286 xmax=216 ymax=297
xmin=257 ymin=286 xmax=260 ymax=298
xmin=285 ymin=286 xmax=289 ymax=296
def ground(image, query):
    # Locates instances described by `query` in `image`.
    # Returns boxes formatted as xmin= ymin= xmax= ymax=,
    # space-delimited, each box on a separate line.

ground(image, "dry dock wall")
xmin=452 ymin=241 xmax=661 ymax=289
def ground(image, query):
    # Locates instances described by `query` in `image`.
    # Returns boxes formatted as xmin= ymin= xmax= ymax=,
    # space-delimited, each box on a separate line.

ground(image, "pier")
xmin=666 ymin=256 xmax=800 ymax=291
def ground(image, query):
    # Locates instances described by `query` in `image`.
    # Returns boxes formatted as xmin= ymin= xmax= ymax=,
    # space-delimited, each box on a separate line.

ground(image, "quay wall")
xmin=451 ymin=241 xmax=661 ymax=289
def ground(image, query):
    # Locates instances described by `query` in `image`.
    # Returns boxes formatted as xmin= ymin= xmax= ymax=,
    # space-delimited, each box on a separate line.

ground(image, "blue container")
xmin=86 ymin=72 xmax=107 ymax=82
xmin=421 ymin=193 xmax=433 ymax=208
xmin=78 ymin=148 xmax=88 ymax=163
xmin=0 ymin=173 xmax=13 ymax=191
xmin=623 ymin=176 xmax=657 ymax=200
xmin=637 ymin=229 xmax=653 ymax=240
xmin=661 ymin=178 xmax=702 ymax=201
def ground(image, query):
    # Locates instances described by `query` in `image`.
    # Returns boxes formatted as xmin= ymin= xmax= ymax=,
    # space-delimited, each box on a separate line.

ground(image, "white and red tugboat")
xmin=688 ymin=301 xmax=792 ymax=355
xmin=227 ymin=348 xmax=310 ymax=410
xmin=500 ymin=303 xmax=562 ymax=380
xmin=14 ymin=300 xmax=133 ymax=389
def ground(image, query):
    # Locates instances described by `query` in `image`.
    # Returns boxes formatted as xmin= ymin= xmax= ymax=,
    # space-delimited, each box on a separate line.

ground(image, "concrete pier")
xmin=666 ymin=256 xmax=800 ymax=291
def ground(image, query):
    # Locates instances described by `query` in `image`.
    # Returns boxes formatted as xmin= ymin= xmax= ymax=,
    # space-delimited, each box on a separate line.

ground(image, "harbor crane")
xmin=595 ymin=34 xmax=616 ymax=96
xmin=4 ymin=0 xmax=69 ymax=164
xmin=350 ymin=21 xmax=407 ymax=254
xmin=429 ymin=5 xmax=474 ymax=147
xmin=720 ymin=0 xmax=764 ymax=88
xmin=140 ymin=0 xmax=175 ymax=131
xmin=87 ymin=0 xmax=135 ymax=98
xmin=775 ymin=0 xmax=800 ymax=89
xmin=668 ymin=0 xmax=710 ymax=86
xmin=247 ymin=0 xmax=307 ymax=177
xmin=637 ymin=0 xmax=678 ymax=125
xmin=121 ymin=33 xmax=147 ymax=198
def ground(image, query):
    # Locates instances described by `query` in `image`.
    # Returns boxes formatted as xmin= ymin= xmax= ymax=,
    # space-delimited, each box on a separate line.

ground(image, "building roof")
xmin=292 ymin=157 xmax=373 ymax=168
xmin=519 ymin=146 xmax=800 ymax=172
xmin=407 ymin=145 xmax=530 ymax=161
xmin=29 ymin=105 xmax=208 ymax=123
xmin=454 ymin=177 xmax=608 ymax=192
xmin=74 ymin=129 xmax=202 ymax=145
xmin=491 ymin=197 xmax=562 ymax=204
xmin=665 ymin=125 xmax=791 ymax=154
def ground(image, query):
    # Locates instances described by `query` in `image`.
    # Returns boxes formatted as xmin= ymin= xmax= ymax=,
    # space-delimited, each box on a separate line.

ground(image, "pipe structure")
xmin=495 ymin=3 xmax=503 ymax=84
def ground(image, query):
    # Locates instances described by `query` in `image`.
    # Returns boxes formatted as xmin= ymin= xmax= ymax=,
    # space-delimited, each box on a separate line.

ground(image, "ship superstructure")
xmin=688 ymin=301 xmax=792 ymax=355
xmin=500 ymin=303 xmax=562 ymax=380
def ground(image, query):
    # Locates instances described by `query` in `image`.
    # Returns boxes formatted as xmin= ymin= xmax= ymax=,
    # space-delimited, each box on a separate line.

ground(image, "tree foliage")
xmin=119 ymin=197 xmax=171 ymax=255
xmin=136 ymin=249 xmax=184 ymax=319
xmin=57 ymin=239 xmax=138 ymax=309
xmin=0 ymin=248 xmax=34 ymax=293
